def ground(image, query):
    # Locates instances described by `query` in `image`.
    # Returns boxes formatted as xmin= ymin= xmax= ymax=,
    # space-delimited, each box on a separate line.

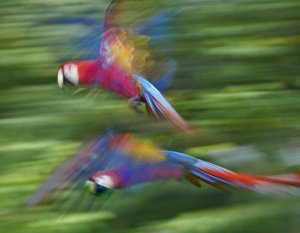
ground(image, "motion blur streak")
xmin=0 ymin=0 xmax=300 ymax=233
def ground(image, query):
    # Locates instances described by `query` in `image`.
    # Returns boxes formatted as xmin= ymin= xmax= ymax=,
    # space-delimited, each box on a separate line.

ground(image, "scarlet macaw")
xmin=28 ymin=130 xmax=300 ymax=206
xmin=57 ymin=0 xmax=191 ymax=133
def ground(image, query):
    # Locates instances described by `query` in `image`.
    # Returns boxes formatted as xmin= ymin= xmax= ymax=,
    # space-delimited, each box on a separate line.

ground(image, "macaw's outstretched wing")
xmin=99 ymin=0 xmax=174 ymax=79
xmin=166 ymin=151 xmax=300 ymax=195
xmin=28 ymin=132 xmax=115 ymax=206
xmin=43 ymin=15 xmax=103 ymax=62
xmin=109 ymin=133 xmax=166 ymax=162
xmin=28 ymin=131 xmax=167 ymax=207
xmin=100 ymin=0 xmax=153 ymax=75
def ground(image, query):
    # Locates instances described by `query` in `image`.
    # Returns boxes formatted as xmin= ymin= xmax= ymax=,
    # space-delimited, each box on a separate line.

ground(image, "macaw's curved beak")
xmin=57 ymin=68 xmax=64 ymax=88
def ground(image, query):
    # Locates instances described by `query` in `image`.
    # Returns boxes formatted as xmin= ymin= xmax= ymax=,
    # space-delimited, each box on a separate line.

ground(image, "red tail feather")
xmin=203 ymin=168 xmax=300 ymax=189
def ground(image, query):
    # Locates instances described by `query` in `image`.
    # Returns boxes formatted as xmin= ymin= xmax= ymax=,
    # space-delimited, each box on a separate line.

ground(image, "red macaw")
xmin=57 ymin=0 xmax=192 ymax=133
xmin=28 ymin=130 xmax=300 ymax=207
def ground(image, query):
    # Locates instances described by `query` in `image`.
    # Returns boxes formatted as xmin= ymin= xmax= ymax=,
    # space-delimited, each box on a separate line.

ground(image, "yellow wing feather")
xmin=111 ymin=134 xmax=165 ymax=161
xmin=101 ymin=0 xmax=153 ymax=74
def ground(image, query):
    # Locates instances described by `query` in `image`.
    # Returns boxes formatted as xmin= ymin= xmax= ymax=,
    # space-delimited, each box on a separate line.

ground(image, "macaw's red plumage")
xmin=57 ymin=0 xmax=193 ymax=133
xmin=59 ymin=60 xmax=140 ymax=98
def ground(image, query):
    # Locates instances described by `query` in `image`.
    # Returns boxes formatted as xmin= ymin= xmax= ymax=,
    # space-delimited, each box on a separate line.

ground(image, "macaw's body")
xmin=91 ymin=163 xmax=182 ymax=189
xmin=62 ymin=60 xmax=140 ymax=99
xmin=28 ymin=130 xmax=300 ymax=207
xmin=57 ymin=0 xmax=192 ymax=133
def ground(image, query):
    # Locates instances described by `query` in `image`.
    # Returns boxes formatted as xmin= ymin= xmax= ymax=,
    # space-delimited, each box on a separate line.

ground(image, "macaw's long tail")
xmin=134 ymin=72 xmax=193 ymax=133
xmin=165 ymin=151 xmax=300 ymax=195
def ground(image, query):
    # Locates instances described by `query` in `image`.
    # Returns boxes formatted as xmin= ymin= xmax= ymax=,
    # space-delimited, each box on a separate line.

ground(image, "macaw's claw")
xmin=128 ymin=95 xmax=143 ymax=113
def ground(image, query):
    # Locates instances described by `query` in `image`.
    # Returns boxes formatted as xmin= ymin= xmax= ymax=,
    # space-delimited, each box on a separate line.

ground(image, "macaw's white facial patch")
xmin=63 ymin=63 xmax=79 ymax=85
xmin=57 ymin=68 xmax=64 ymax=88
xmin=95 ymin=175 xmax=114 ymax=188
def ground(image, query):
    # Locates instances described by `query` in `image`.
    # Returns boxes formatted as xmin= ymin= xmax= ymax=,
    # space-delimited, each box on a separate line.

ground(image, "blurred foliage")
xmin=0 ymin=0 xmax=300 ymax=232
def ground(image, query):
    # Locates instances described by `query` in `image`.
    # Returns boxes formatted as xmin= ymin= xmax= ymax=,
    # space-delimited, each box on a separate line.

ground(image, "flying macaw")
xmin=28 ymin=130 xmax=300 ymax=207
xmin=56 ymin=0 xmax=192 ymax=133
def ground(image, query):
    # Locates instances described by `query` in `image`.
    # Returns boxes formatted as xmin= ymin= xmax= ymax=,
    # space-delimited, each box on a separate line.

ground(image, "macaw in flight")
xmin=57 ymin=0 xmax=192 ymax=133
xmin=28 ymin=130 xmax=300 ymax=207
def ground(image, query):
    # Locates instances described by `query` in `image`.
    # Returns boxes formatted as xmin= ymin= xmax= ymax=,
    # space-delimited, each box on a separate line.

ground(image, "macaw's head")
xmin=57 ymin=60 xmax=99 ymax=88
xmin=57 ymin=62 xmax=79 ymax=88
xmin=85 ymin=174 xmax=115 ymax=196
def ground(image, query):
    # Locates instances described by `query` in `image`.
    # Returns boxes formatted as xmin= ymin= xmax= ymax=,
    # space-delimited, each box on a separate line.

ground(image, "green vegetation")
xmin=0 ymin=0 xmax=299 ymax=232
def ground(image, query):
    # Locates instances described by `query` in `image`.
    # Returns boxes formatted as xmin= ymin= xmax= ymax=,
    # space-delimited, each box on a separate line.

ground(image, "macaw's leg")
xmin=129 ymin=93 xmax=160 ymax=119
xmin=128 ymin=95 xmax=143 ymax=113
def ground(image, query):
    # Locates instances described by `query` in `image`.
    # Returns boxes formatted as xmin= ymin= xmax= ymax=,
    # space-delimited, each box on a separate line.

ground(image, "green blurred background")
xmin=0 ymin=0 xmax=300 ymax=232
